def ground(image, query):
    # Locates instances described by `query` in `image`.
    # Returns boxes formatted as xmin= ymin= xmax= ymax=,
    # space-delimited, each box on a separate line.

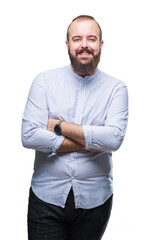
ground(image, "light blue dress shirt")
xmin=22 ymin=65 xmax=128 ymax=209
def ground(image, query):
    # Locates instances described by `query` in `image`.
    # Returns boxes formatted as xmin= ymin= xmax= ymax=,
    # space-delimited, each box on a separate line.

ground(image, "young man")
xmin=22 ymin=15 xmax=128 ymax=240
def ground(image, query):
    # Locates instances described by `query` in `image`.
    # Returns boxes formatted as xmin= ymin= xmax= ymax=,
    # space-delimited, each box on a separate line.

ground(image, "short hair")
xmin=66 ymin=15 xmax=102 ymax=42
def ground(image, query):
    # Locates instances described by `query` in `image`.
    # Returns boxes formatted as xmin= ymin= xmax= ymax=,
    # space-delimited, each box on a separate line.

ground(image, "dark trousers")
xmin=28 ymin=188 xmax=113 ymax=240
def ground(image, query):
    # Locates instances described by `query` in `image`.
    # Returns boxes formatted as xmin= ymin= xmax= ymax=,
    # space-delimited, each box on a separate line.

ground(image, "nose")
xmin=81 ymin=38 xmax=89 ymax=48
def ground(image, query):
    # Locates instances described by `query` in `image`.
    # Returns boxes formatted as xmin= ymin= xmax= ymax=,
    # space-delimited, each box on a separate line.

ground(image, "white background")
xmin=0 ymin=0 xmax=150 ymax=239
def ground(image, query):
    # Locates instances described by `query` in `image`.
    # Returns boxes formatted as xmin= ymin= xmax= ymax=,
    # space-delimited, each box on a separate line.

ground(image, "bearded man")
xmin=22 ymin=15 xmax=128 ymax=240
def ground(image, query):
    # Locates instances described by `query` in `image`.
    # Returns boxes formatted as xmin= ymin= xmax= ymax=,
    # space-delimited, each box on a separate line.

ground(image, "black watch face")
xmin=54 ymin=125 xmax=61 ymax=135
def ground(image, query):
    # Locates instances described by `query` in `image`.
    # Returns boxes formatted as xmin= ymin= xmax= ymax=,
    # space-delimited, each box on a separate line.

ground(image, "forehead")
xmin=68 ymin=19 xmax=100 ymax=39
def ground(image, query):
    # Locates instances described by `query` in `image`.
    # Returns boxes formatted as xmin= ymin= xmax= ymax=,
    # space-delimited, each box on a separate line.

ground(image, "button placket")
xmin=74 ymin=85 xmax=85 ymax=124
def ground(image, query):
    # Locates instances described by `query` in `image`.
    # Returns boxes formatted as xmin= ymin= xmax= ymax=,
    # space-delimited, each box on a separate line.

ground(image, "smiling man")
xmin=67 ymin=16 xmax=103 ymax=76
xmin=22 ymin=15 xmax=128 ymax=240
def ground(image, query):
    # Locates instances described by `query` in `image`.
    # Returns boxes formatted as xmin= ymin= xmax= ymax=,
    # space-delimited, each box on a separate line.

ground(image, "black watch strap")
xmin=54 ymin=120 xmax=63 ymax=135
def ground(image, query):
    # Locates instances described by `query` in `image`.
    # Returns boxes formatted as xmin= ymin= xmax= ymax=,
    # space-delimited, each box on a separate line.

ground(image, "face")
xmin=66 ymin=19 xmax=103 ymax=76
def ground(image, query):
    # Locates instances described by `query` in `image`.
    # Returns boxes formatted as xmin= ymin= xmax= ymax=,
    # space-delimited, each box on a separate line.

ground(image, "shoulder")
xmin=100 ymin=71 xmax=127 ymax=88
xmin=32 ymin=66 xmax=67 ymax=87
xmin=40 ymin=66 xmax=67 ymax=80
xmin=99 ymin=71 xmax=128 ymax=102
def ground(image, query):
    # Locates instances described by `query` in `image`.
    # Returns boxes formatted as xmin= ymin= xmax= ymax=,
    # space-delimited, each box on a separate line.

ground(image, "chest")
xmin=46 ymin=78 xmax=113 ymax=126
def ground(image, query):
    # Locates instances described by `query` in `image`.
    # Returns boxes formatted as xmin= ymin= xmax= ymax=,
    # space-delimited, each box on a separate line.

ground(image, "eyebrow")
xmin=88 ymin=35 xmax=97 ymax=39
xmin=72 ymin=36 xmax=81 ymax=40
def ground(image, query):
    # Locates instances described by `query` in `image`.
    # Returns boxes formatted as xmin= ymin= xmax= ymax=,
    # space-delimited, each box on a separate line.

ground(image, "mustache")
xmin=76 ymin=48 xmax=94 ymax=55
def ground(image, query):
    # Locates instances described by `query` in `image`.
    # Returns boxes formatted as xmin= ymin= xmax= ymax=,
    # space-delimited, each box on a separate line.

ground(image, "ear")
xmin=65 ymin=40 xmax=69 ymax=50
xmin=100 ymin=40 xmax=104 ymax=50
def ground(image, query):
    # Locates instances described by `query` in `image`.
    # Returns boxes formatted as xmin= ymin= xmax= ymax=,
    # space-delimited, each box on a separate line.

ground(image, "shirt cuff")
xmin=83 ymin=125 xmax=93 ymax=149
xmin=47 ymin=135 xmax=65 ymax=158
xmin=51 ymin=135 xmax=65 ymax=153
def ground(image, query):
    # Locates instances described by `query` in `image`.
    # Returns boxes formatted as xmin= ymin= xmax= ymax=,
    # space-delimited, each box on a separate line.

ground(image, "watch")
xmin=54 ymin=120 xmax=63 ymax=135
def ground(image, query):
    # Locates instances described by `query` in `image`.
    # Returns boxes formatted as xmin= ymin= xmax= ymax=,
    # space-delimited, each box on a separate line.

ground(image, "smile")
xmin=76 ymin=48 xmax=94 ymax=56
xmin=79 ymin=51 xmax=91 ymax=55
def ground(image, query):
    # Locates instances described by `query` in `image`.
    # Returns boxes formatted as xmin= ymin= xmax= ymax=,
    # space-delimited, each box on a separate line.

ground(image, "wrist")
xmin=54 ymin=120 xmax=64 ymax=135
xmin=60 ymin=121 xmax=86 ymax=146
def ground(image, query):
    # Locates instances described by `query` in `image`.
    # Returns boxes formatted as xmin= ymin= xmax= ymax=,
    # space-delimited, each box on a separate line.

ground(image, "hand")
xmin=47 ymin=118 xmax=60 ymax=132
xmin=89 ymin=149 xmax=102 ymax=153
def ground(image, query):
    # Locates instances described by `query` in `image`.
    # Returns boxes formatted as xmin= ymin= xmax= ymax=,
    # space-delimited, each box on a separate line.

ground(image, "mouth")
xmin=79 ymin=51 xmax=91 ymax=55
xmin=76 ymin=49 xmax=94 ymax=56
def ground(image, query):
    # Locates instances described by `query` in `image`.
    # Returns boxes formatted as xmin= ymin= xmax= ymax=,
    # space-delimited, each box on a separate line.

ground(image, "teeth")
xmin=80 ymin=52 xmax=89 ymax=55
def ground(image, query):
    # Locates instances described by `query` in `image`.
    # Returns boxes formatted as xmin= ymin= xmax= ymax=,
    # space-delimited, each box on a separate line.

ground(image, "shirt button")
xmin=72 ymin=176 xmax=74 ymax=179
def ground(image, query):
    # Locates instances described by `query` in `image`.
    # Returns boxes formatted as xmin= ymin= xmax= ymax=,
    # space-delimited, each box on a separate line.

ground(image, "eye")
xmin=73 ymin=38 xmax=81 ymax=42
xmin=88 ymin=37 xmax=96 ymax=42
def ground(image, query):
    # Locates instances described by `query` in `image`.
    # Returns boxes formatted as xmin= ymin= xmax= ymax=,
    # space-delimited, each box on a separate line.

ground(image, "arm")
xmin=21 ymin=73 xmax=65 ymax=153
xmin=56 ymin=138 xmax=85 ymax=153
xmin=83 ymin=85 xmax=128 ymax=152
xmin=47 ymin=119 xmax=85 ymax=146
xmin=22 ymin=73 xmax=99 ymax=154
xmin=47 ymin=85 xmax=128 ymax=152
xmin=47 ymin=120 xmax=100 ymax=152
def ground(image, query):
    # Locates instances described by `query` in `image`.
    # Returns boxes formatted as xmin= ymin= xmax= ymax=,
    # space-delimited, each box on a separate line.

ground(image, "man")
xmin=22 ymin=15 xmax=128 ymax=240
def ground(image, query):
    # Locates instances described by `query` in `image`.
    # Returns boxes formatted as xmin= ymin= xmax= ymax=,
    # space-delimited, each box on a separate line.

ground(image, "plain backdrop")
xmin=0 ymin=0 xmax=150 ymax=239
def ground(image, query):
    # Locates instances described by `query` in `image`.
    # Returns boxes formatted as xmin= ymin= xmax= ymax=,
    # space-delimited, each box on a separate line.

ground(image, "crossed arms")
xmin=21 ymin=73 xmax=128 ymax=154
xmin=46 ymin=119 xmax=100 ymax=153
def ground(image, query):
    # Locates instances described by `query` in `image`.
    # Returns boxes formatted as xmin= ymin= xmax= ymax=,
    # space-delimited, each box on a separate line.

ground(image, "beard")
xmin=68 ymin=48 xmax=101 ymax=77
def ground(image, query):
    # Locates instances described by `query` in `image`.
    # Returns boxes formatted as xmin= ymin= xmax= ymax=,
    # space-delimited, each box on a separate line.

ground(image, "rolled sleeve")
xmin=51 ymin=135 xmax=65 ymax=153
xmin=21 ymin=73 xmax=65 ymax=153
xmin=83 ymin=85 xmax=128 ymax=152
xmin=83 ymin=125 xmax=93 ymax=149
